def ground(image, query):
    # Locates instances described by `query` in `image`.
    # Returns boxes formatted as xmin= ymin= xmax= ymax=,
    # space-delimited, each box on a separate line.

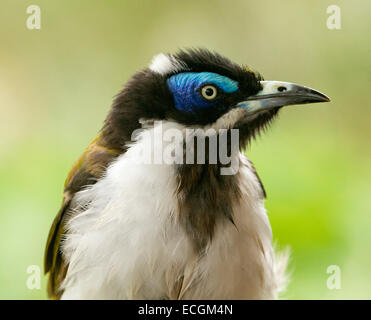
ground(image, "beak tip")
xmin=321 ymin=92 xmax=331 ymax=102
xmin=309 ymin=88 xmax=331 ymax=103
xmin=322 ymin=95 xmax=331 ymax=103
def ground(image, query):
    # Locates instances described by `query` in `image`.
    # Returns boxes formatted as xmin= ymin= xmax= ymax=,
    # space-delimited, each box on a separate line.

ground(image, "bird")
xmin=44 ymin=48 xmax=330 ymax=300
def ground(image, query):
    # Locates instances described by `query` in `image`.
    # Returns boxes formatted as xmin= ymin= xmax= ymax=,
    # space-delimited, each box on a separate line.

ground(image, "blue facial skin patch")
xmin=167 ymin=72 xmax=239 ymax=113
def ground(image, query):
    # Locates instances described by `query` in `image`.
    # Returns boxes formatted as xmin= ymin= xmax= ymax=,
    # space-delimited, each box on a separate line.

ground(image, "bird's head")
xmin=103 ymin=48 xmax=330 ymax=149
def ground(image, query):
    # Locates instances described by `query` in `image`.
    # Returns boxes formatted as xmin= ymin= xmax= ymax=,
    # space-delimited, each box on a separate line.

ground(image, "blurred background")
xmin=0 ymin=0 xmax=370 ymax=299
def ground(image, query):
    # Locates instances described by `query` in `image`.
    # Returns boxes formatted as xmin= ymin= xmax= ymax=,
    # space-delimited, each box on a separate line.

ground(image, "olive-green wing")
xmin=44 ymin=135 xmax=121 ymax=299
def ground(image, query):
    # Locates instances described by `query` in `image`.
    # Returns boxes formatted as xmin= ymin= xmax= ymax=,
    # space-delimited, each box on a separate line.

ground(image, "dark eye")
xmin=201 ymin=85 xmax=218 ymax=100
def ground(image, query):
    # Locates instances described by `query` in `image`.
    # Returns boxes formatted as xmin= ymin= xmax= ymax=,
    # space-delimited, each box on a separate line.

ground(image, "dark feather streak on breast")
xmin=175 ymin=133 xmax=243 ymax=253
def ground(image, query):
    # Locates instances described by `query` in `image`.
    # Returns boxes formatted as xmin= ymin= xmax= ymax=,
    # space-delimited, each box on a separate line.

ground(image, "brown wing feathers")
xmin=44 ymin=134 xmax=121 ymax=299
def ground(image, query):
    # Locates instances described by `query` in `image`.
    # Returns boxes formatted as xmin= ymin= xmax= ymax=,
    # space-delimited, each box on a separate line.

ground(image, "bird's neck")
xmin=102 ymin=119 xmax=265 ymax=254
xmin=134 ymin=120 xmax=251 ymax=253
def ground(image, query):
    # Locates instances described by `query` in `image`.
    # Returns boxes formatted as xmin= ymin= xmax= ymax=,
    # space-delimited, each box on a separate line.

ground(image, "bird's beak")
xmin=237 ymin=81 xmax=330 ymax=115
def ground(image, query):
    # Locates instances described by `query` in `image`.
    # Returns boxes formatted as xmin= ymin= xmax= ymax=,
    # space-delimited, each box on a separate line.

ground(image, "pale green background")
xmin=0 ymin=0 xmax=370 ymax=299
